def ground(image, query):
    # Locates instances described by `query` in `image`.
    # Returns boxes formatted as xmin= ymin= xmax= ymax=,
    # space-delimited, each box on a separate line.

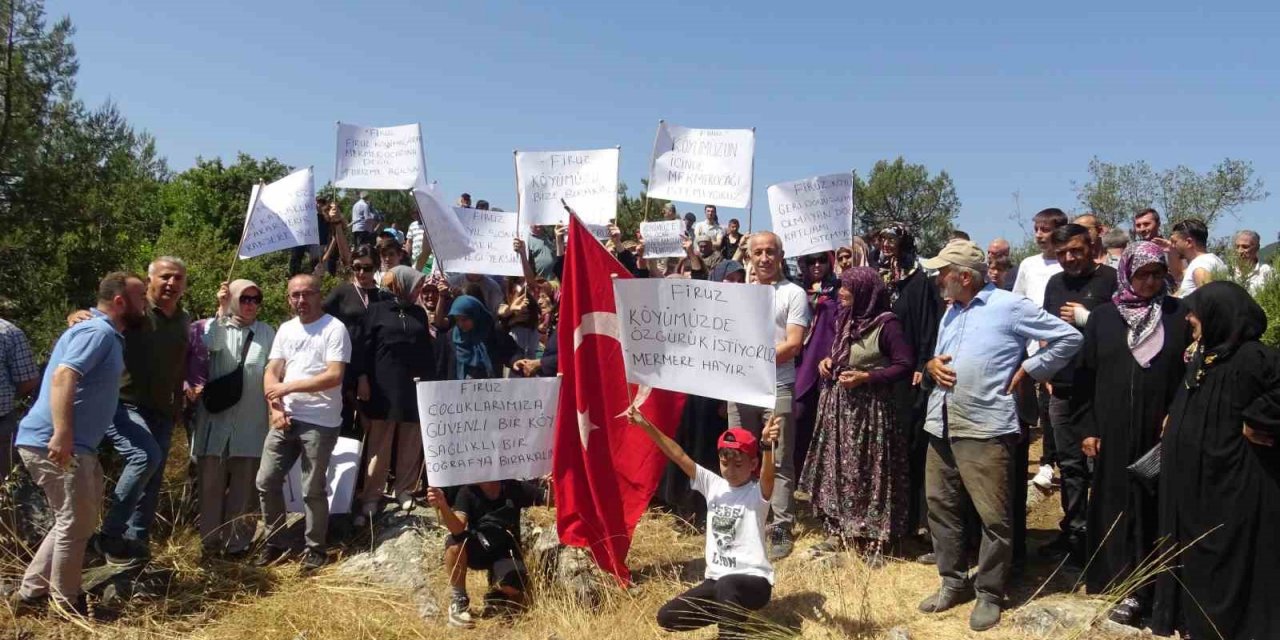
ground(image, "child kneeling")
xmin=630 ymin=408 xmax=778 ymax=640
xmin=426 ymin=479 xmax=548 ymax=628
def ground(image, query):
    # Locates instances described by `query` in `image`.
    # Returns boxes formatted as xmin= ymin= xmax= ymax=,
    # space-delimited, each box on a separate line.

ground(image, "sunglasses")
xmin=239 ymin=295 xmax=263 ymax=305
xmin=353 ymin=264 xmax=375 ymax=272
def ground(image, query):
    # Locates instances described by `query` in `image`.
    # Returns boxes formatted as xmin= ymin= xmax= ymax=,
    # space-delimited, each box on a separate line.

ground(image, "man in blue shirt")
xmin=10 ymin=272 xmax=146 ymax=617
xmin=915 ymin=241 xmax=1081 ymax=632
xmin=0 ymin=317 xmax=40 ymax=478
xmin=350 ymin=191 xmax=380 ymax=248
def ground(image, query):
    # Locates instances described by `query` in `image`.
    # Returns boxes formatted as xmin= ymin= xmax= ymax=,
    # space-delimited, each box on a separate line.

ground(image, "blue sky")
xmin=50 ymin=0 xmax=1279 ymax=246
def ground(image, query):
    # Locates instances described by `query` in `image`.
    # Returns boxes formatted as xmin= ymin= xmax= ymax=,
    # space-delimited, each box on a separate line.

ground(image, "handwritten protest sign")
xmin=640 ymin=220 xmax=686 ymax=259
xmin=516 ymin=148 xmax=619 ymax=226
xmin=239 ymin=167 xmax=319 ymax=259
xmin=412 ymin=186 xmax=520 ymax=277
xmin=613 ymin=279 xmax=776 ymax=407
xmin=647 ymin=123 xmax=754 ymax=208
xmin=416 ymin=378 xmax=560 ymax=486
xmin=333 ymin=122 xmax=427 ymax=190
xmin=284 ymin=436 xmax=361 ymax=514
xmin=767 ymin=173 xmax=854 ymax=257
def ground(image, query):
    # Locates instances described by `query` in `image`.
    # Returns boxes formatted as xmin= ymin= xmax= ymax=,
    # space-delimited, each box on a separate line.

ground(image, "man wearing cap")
xmin=351 ymin=191 xmax=381 ymax=248
xmin=917 ymin=240 xmax=1081 ymax=632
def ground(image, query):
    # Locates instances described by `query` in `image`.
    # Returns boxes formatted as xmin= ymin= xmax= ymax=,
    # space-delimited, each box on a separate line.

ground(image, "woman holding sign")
xmin=800 ymin=266 xmax=914 ymax=567
xmin=352 ymin=266 xmax=436 ymax=524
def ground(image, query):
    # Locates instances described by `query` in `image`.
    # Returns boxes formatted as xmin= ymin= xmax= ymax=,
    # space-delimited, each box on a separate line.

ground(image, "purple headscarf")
xmin=1113 ymin=240 xmax=1168 ymax=358
xmin=830 ymin=267 xmax=895 ymax=366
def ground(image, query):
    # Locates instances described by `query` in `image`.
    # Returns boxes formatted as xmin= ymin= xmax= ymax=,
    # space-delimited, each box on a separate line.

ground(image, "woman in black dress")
xmin=1151 ymin=282 xmax=1280 ymax=640
xmin=352 ymin=266 xmax=436 ymax=524
xmin=1073 ymin=241 xmax=1187 ymax=625
xmin=323 ymin=245 xmax=391 ymax=438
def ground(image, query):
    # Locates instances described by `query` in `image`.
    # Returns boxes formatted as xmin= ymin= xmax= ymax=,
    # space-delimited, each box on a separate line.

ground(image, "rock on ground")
xmin=1013 ymin=597 xmax=1153 ymax=638
xmin=527 ymin=524 xmax=613 ymax=609
xmin=335 ymin=508 xmax=447 ymax=620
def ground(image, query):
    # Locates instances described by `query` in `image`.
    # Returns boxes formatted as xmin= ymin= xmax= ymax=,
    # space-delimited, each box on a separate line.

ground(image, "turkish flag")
xmin=552 ymin=214 xmax=686 ymax=585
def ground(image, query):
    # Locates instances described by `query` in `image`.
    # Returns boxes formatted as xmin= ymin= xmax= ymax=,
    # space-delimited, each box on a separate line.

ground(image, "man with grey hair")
xmin=1232 ymin=230 xmax=1273 ymax=295
xmin=67 ymin=257 xmax=190 ymax=564
xmin=1101 ymin=228 xmax=1129 ymax=268
xmin=917 ymin=241 xmax=1080 ymax=631
xmin=731 ymin=231 xmax=810 ymax=559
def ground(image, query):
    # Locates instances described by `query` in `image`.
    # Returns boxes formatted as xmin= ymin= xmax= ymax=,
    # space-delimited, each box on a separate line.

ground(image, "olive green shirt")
xmin=118 ymin=303 xmax=190 ymax=417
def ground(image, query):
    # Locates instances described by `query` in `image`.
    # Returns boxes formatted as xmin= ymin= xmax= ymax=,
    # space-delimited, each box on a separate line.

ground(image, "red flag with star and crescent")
xmin=552 ymin=213 xmax=686 ymax=585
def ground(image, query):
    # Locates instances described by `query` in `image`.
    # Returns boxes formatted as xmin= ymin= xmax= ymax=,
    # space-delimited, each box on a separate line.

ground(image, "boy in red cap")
xmin=629 ymin=407 xmax=779 ymax=639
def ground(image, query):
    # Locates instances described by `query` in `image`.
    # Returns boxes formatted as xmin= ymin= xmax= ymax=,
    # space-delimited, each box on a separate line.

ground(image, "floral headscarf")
xmin=1112 ymin=241 xmax=1168 ymax=358
xmin=830 ymin=267 xmax=895 ymax=367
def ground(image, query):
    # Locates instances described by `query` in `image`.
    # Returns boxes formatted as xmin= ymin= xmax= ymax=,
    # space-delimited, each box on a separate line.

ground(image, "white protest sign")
xmin=333 ymin=122 xmax=427 ymax=190
xmin=516 ymin=148 xmax=619 ymax=226
xmin=613 ymin=279 xmax=776 ymax=407
xmin=238 ymin=167 xmax=319 ymax=259
xmin=768 ymin=173 xmax=854 ymax=257
xmin=640 ymin=220 xmax=686 ymax=259
xmin=412 ymin=184 xmax=475 ymax=267
xmin=448 ymin=207 xmax=523 ymax=277
xmin=416 ymin=378 xmax=560 ymax=486
xmin=647 ymin=122 xmax=755 ymax=208
xmin=283 ymin=436 xmax=361 ymax=514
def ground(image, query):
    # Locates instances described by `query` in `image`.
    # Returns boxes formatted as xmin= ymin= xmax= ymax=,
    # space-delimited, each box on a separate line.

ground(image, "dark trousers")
xmin=926 ymin=434 xmax=1015 ymax=604
xmin=1011 ymin=423 xmax=1030 ymax=569
xmin=1048 ymin=394 xmax=1088 ymax=540
xmin=1036 ymin=384 xmax=1056 ymax=467
xmin=657 ymin=575 xmax=772 ymax=640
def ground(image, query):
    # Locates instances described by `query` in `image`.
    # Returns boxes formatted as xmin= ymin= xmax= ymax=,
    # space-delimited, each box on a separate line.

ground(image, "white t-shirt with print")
xmin=1179 ymin=253 xmax=1227 ymax=297
xmin=269 ymin=314 xmax=350 ymax=428
xmin=692 ymin=465 xmax=774 ymax=584
xmin=772 ymin=280 xmax=810 ymax=386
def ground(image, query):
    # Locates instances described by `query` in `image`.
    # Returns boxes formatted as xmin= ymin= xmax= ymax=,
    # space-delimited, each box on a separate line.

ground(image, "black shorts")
xmin=445 ymin=531 xmax=529 ymax=590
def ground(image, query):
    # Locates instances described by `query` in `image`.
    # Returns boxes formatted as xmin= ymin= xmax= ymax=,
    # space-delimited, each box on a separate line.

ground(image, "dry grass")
xmin=2 ymin=437 xmax=1145 ymax=640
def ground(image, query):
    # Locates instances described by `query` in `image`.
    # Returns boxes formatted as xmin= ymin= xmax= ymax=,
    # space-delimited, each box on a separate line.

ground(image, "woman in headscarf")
xmin=1072 ymin=241 xmax=1188 ymax=625
xmin=192 ymin=280 xmax=275 ymax=557
xmin=793 ymin=251 xmax=841 ymax=476
xmin=436 ymin=294 xmax=521 ymax=381
xmin=655 ymin=261 xmax=744 ymax=525
xmin=1151 ymin=282 xmax=1280 ymax=640
xmin=876 ymin=225 xmax=944 ymax=549
xmin=352 ymin=266 xmax=437 ymax=524
xmin=799 ymin=266 xmax=914 ymax=566
xmin=324 ymin=245 xmax=391 ymax=437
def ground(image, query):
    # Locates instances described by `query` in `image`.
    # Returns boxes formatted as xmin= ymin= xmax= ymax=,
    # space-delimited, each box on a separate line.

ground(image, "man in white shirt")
xmin=1171 ymin=218 xmax=1225 ymax=297
xmin=1232 ymin=229 xmax=1273 ymax=295
xmin=728 ymin=231 xmax=810 ymax=560
xmin=255 ymin=274 xmax=351 ymax=571
xmin=1011 ymin=208 xmax=1066 ymax=492
xmin=692 ymin=205 xmax=725 ymax=246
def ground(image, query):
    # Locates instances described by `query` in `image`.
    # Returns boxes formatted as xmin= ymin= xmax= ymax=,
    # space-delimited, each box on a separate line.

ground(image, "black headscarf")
xmin=1183 ymin=281 xmax=1268 ymax=389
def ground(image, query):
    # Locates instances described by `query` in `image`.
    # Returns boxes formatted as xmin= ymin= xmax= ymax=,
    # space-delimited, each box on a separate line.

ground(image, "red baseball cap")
xmin=717 ymin=428 xmax=759 ymax=458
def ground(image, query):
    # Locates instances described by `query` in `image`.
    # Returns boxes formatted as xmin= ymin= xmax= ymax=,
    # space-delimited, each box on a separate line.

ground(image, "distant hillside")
xmin=1263 ymin=241 xmax=1279 ymax=264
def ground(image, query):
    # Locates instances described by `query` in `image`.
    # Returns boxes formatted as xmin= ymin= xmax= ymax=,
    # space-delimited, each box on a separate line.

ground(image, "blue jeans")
xmin=101 ymin=402 xmax=174 ymax=542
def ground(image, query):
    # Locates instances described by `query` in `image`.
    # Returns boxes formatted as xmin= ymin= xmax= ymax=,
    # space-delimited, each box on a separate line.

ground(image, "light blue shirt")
xmin=925 ymin=284 xmax=1081 ymax=439
xmin=17 ymin=309 xmax=125 ymax=454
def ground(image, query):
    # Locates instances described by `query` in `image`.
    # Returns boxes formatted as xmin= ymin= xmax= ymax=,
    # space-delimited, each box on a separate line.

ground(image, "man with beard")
xmin=70 ymin=258 xmax=190 ymax=564
xmin=9 ymin=273 xmax=147 ymax=617
xmin=918 ymin=241 xmax=1080 ymax=631
xmin=1037 ymin=224 xmax=1117 ymax=566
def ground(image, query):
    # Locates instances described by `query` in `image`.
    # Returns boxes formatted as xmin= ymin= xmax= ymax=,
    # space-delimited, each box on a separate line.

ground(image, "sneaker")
xmin=1108 ymin=596 xmax=1141 ymax=627
xmin=253 ymin=545 xmax=288 ymax=567
xmin=918 ymin=586 xmax=973 ymax=614
xmin=95 ymin=535 xmax=148 ymax=566
xmin=767 ymin=526 xmax=794 ymax=561
xmin=7 ymin=590 xmax=47 ymax=617
xmin=448 ymin=595 xmax=474 ymax=629
xmin=1031 ymin=465 xmax=1055 ymax=490
xmin=915 ymin=551 xmax=937 ymax=565
xmin=395 ymin=491 xmax=415 ymax=512
xmin=300 ymin=548 xmax=328 ymax=572
xmin=970 ymin=599 xmax=1002 ymax=631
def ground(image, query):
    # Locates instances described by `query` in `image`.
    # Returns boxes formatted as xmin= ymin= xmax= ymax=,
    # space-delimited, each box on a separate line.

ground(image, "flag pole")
xmin=226 ymin=181 xmax=265 ymax=283
xmin=512 ymin=149 xmax=522 ymax=231
xmin=643 ymin=121 xmax=663 ymax=222
xmin=412 ymin=185 xmax=450 ymax=276
xmin=746 ymin=126 xmax=757 ymax=233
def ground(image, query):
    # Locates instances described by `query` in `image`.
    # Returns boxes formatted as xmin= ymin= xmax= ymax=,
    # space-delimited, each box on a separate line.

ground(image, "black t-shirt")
xmin=453 ymin=480 xmax=543 ymax=543
xmin=1043 ymin=264 xmax=1117 ymax=390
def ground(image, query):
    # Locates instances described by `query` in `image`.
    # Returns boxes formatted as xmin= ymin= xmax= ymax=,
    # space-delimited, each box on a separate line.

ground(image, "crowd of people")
xmin=2 ymin=195 xmax=1278 ymax=639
